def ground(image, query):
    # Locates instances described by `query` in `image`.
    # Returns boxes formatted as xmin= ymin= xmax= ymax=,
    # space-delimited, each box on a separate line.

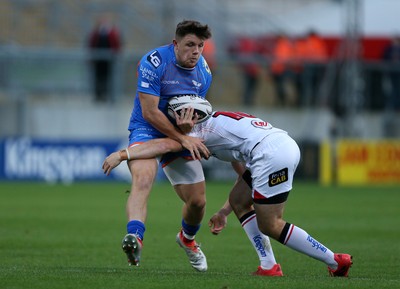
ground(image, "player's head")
xmin=175 ymin=20 xmax=212 ymax=40
xmin=173 ymin=20 xmax=212 ymax=68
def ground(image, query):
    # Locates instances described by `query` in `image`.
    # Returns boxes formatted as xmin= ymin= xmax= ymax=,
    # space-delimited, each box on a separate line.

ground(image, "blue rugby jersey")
xmin=128 ymin=43 xmax=212 ymax=138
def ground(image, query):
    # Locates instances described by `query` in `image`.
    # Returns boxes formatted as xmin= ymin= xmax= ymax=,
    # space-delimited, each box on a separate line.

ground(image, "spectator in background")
xmin=294 ymin=30 xmax=328 ymax=107
xmin=382 ymin=36 xmax=400 ymax=111
xmin=269 ymin=33 xmax=297 ymax=107
xmin=231 ymin=37 xmax=261 ymax=106
xmin=88 ymin=15 xmax=122 ymax=102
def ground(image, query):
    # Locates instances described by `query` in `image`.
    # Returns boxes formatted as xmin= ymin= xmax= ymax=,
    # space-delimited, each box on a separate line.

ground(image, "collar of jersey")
xmin=174 ymin=62 xmax=196 ymax=71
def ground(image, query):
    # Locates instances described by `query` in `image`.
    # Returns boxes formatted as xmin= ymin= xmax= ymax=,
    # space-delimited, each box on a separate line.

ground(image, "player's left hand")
xmin=102 ymin=152 xmax=122 ymax=175
xmin=208 ymin=212 xmax=227 ymax=235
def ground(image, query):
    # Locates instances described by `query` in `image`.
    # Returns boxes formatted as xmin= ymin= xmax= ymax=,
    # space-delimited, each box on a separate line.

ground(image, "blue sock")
xmin=127 ymin=220 xmax=146 ymax=241
xmin=181 ymin=219 xmax=200 ymax=237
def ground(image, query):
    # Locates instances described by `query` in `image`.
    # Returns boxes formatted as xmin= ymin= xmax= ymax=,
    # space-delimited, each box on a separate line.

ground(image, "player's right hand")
xmin=208 ymin=212 xmax=227 ymax=235
xmin=102 ymin=152 xmax=122 ymax=176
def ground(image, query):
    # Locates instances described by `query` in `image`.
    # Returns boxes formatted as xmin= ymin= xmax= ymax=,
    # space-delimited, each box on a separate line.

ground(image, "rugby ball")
xmin=167 ymin=95 xmax=212 ymax=123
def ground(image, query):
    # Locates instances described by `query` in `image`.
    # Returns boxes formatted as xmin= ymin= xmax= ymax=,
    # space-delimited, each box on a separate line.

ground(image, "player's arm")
xmin=139 ymin=92 xmax=209 ymax=159
xmin=102 ymin=106 xmax=208 ymax=175
xmin=102 ymin=138 xmax=182 ymax=176
xmin=208 ymin=199 xmax=232 ymax=235
xmin=208 ymin=162 xmax=251 ymax=235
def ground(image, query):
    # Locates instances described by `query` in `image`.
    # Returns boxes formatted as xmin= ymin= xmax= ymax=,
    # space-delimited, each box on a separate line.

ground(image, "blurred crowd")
xmin=225 ymin=31 xmax=400 ymax=112
xmin=228 ymin=30 xmax=330 ymax=107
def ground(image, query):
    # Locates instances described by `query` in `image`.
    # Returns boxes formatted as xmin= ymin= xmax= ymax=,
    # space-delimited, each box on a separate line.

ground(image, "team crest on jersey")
xmin=251 ymin=120 xmax=272 ymax=130
xmin=192 ymin=80 xmax=202 ymax=88
xmin=147 ymin=50 xmax=162 ymax=68
xmin=268 ymin=168 xmax=288 ymax=187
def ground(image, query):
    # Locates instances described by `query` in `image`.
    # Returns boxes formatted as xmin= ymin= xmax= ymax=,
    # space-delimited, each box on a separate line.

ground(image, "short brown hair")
xmin=175 ymin=20 xmax=212 ymax=40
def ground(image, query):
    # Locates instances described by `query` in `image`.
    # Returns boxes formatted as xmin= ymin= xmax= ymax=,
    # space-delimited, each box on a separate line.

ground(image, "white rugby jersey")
xmin=189 ymin=111 xmax=287 ymax=162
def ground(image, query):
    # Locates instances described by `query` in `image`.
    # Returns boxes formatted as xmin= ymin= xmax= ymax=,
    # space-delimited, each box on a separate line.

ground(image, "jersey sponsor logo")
xmin=268 ymin=168 xmax=288 ymax=187
xmin=161 ymin=80 xmax=180 ymax=85
xmin=147 ymin=50 xmax=162 ymax=68
xmin=251 ymin=120 xmax=272 ymax=130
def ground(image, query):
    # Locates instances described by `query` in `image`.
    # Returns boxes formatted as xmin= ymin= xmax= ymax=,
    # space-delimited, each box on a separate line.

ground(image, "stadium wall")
xmin=1 ymin=99 xmax=399 ymax=184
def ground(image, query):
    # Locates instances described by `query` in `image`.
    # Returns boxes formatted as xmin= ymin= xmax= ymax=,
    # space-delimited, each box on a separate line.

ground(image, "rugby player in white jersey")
xmin=103 ymin=108 xmax=353 ymax=277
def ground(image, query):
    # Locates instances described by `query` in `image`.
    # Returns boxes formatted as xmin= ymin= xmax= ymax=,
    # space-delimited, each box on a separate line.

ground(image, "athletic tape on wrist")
xmin=125 ymin=148 xmax=131 ymax=161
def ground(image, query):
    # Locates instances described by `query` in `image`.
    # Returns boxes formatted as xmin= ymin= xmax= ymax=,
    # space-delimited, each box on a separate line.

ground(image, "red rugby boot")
xmin=328 ymin=253 xmax=353 ymax=277
xmin=253 ymin=264 xmax=283 ymax=276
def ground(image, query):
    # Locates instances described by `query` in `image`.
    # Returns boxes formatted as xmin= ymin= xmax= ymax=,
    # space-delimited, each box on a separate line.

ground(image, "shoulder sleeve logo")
xmin=147 ymin=50 xmax=162 ymax=68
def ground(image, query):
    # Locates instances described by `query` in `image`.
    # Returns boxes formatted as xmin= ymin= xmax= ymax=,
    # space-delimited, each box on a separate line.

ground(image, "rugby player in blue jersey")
xmin=120 ymin=20 xmax=212 ymax=271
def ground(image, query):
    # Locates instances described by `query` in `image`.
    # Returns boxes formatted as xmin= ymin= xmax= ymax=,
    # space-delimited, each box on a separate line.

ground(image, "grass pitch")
xmin=0 ymin=181 xmax=399 ymax=289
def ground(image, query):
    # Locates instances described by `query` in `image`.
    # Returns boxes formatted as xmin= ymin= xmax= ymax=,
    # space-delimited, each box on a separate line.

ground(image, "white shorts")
xmin=248 ymin=132 xmax=300 ymax=202
xmin=163 ymin=158 xmax=205 ymax=186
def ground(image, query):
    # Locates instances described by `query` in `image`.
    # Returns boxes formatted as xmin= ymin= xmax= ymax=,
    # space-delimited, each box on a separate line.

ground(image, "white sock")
xmin=241 ymin=212 xmax=277 ymax=269
xmin=282 ymin=224 xmax=336 ymax=268
xmin=182 ymin=230 xmax=195 ymax=240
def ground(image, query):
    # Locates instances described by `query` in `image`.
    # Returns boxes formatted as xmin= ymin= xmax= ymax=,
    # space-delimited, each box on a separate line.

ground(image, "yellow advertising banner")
xmin=336 ymin=140 xmax=400 ymax=184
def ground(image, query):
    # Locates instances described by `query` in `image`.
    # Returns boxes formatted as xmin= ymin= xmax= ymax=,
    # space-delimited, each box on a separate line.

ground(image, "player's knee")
xmin=186 ymin=195 xmax=206 ymax=211
xmin=189 ymin=198 xmax=206 ymax=211
xmin=132 ymin=173 xmax=156 ymax=191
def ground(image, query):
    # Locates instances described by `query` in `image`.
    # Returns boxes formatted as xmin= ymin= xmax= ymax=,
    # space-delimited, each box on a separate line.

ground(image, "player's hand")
xmin=176 ymin=107 xmax=209 ymax=159
xmin=180 ymin=135 xmax=210 ymax=160
xmin=102 ymin=152 xmax=122 ymax=176
xmin=175 ymin=107 xmax=196 ymax=134
xmin=208 ymin=212 xmax=227 ymax=235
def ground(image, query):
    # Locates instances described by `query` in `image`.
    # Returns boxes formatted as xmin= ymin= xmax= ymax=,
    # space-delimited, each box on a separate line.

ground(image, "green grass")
xmin=0 ymin=181 xmax=399 ymax=289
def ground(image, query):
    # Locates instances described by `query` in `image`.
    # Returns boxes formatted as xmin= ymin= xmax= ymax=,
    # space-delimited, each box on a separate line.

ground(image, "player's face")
xmin=174 ymin=34 xmax=205 ymax=68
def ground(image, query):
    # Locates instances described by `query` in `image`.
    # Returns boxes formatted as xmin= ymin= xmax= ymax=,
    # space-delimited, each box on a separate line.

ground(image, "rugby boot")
xmin=328 ymin=253 xmax=353 ymax=277
xmin=121 ymin=234 xmax=142 ymax=266
xmin=176 ymin=231 xmax=207 ymax=272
